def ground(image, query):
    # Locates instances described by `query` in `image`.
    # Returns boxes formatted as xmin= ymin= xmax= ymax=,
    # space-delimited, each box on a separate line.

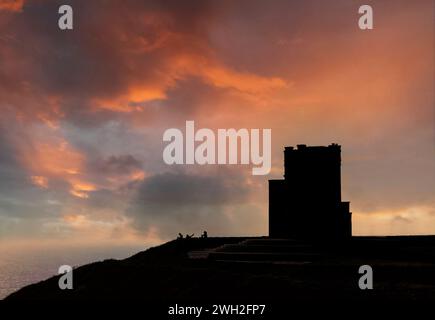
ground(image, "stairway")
xmin=188 ymin=238 xmax=324 ymax=264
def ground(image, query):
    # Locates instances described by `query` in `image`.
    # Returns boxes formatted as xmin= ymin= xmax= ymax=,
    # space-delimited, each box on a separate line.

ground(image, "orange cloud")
xmin=198 ymin=64 xmax=287 ymax=93
xmin=94 ymin=87 xmax=167 ymax=112
xmin=13 ymin=123 xmax=146 ymax=199
xmin=30 ymin=175 xmax=48 ymax=188
xmin=14 ymin=129 xmax=98 ymax=198
xmin=22 ymin=140 xmax=83 ymax=178
xmin=105 ymin=169 xmax=146 ymax=187
xmin=63 ymin=214 xmax=88 ymax=227
xmin=92 ymin=51 xmax=287 ymax=113
xmin=0 ymin=0 xmax=24 ymax=12
xmin=68 ymin=181 xmax=97 ymax=199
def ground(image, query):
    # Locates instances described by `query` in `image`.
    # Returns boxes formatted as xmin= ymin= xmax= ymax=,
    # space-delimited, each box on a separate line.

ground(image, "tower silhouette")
xmin=269 ymin=144 xmax=352 ymax=239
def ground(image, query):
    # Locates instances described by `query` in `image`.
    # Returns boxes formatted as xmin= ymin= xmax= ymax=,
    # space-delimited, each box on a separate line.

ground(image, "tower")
xmin=269 ymin=144 xmax=351 ymax=239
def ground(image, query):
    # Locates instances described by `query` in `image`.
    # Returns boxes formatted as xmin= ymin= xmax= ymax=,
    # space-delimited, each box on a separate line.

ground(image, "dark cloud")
xmin=91 ymin=155 xmax=142 ymax=176
xmin=136 ymin=171 xmax=249 ymax=205
xmin=128 ymin=169 xmax=253 ymax=237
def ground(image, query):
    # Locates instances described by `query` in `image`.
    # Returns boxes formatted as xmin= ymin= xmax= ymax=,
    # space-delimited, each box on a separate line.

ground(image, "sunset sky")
xmin=0 ymin=0 xmax=433 ymax=249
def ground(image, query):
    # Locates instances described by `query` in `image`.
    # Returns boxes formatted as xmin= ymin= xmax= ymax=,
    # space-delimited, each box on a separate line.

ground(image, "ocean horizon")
xmin=0 ymin=243 xmax=148 ymax=299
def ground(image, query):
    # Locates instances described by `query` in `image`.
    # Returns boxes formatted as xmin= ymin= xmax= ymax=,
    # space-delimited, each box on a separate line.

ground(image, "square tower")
xmin=269 ymin=144 xmax=351 ymax=239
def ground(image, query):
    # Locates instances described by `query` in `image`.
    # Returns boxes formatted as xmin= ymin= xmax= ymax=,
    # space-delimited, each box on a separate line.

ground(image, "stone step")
xmin=188 ymin=250 xmax=215 ymax=259
xmin=214 ymin=244 xmax=317 ymax=253
xmin=240 ymin=238 xmax=308 ymax=246
xmin=208 ymin=251 xmax=322 ymax=262
xmin=188 ymin=238 xmax=323 ymax=261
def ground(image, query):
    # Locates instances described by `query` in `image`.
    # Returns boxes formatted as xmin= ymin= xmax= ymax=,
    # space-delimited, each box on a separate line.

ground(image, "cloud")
xmin=4 ymin=118 xmax=147 ymax=200
xmin=9 ymin=124 xmax=92 ymax=198
xmin=136 ymin=171 xmax=249 ymax=205
xmin=30 ymin=175 xmax=48 ymax=188
xmin=0 ymin=0 xmax=287 ymax=126
xmin=90 ymin=155 xmax=143 ymax=176
xmin=0 ymin=0 xmax=433 ymax=242
xmin=0 ymin=0 xmax=24 ymax=12
xmin=128 ymin=169 xmax=256 ymax=237
xmin=393 ymin=216 xmax=412 ymax=224
xmin=353 ymin=206 xmax=435 ymax=236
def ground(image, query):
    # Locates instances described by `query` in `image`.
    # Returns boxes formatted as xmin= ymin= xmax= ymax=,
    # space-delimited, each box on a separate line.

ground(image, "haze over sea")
xmin=0 ymin=243 xmax=148 ymax=299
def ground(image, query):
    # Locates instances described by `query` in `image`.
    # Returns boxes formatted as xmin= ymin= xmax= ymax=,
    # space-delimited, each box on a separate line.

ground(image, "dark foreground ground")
xmin=5 ymin=236 xmax=435 ymax=304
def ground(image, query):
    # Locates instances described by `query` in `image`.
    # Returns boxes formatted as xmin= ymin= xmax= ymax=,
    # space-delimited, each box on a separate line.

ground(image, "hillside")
xmin=5 ymin=236 xmax=435 ymax=302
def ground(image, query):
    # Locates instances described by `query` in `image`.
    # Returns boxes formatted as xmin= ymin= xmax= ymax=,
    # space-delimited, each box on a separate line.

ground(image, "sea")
xmin=0 ymin=243 xmax=148 ymax=299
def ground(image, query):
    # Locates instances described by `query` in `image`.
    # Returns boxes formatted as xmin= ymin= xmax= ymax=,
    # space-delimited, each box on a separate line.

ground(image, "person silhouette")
xmin=201 ymin=231 xmax=208 ymax=238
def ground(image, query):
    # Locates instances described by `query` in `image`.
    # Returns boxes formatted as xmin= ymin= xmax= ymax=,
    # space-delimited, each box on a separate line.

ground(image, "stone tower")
xmin=269 ymin=144 xmax=352 ymax=239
